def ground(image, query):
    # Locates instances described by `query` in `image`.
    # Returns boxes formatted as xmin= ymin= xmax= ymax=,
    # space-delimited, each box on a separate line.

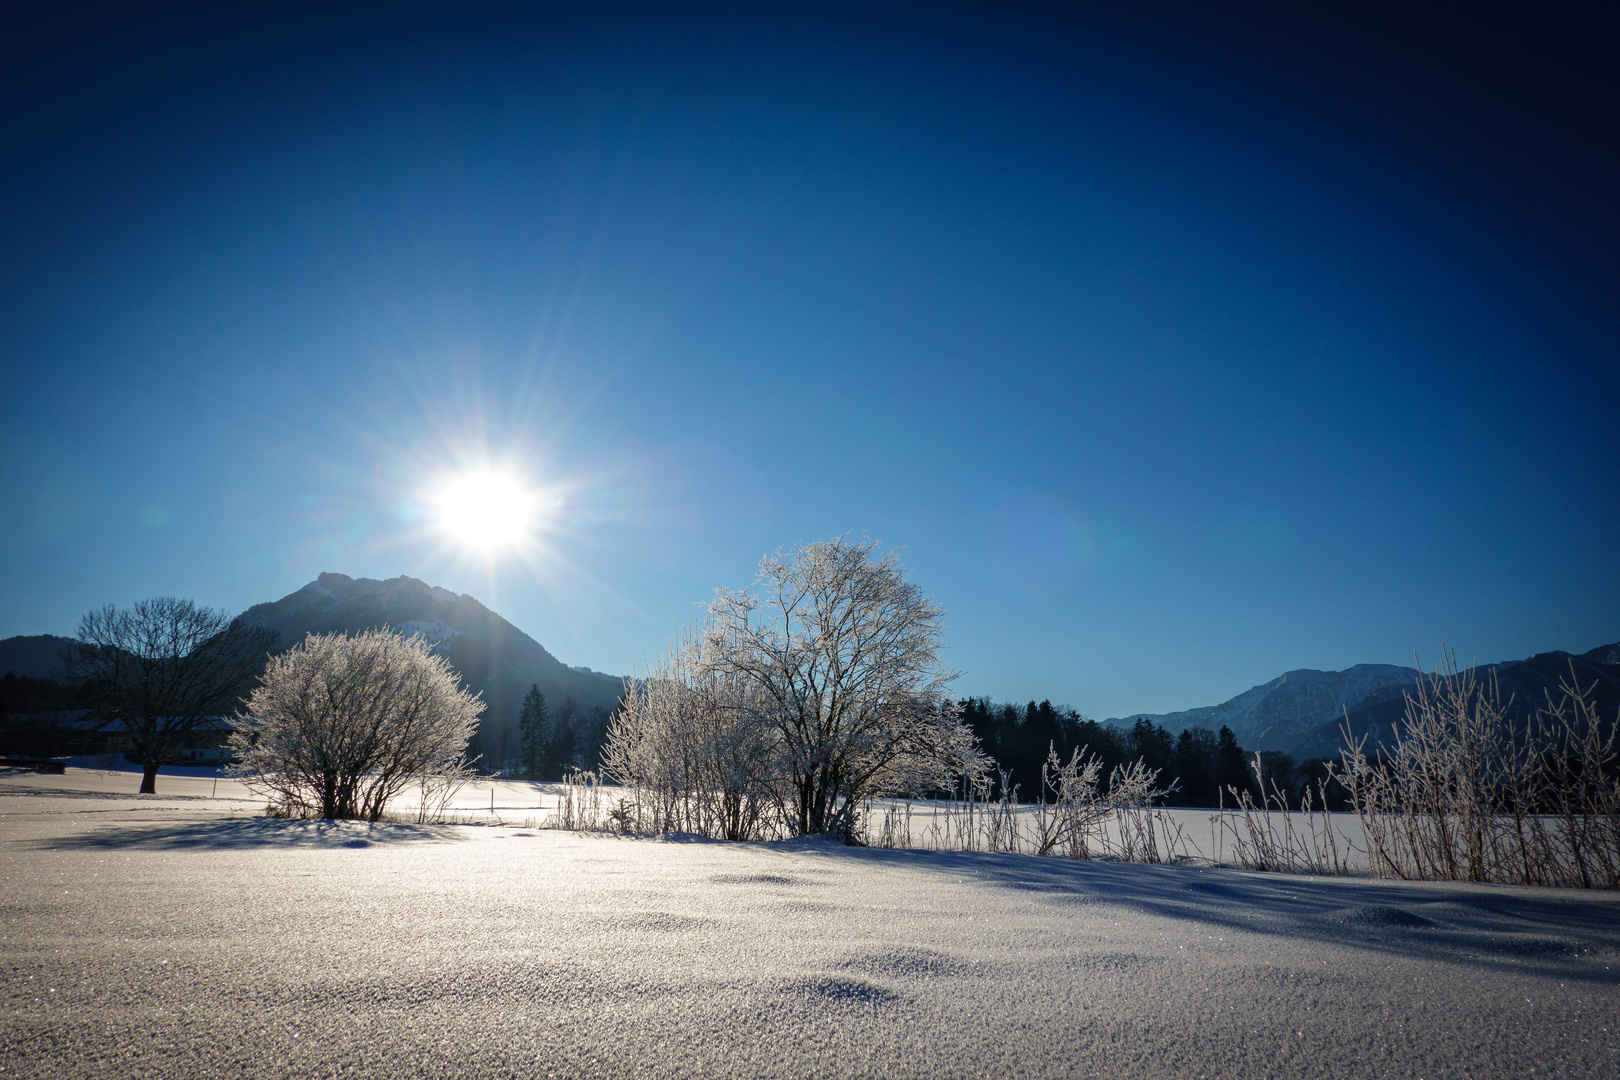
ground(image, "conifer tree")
xmin=518 ymin=684 xmax=550 ymax=781
xmin=1216 ymin=725 xmax=1255 ymax=802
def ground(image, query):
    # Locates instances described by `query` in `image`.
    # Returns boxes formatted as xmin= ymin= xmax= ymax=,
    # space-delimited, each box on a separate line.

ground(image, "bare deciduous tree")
xmin=708 ymin=536 xmax=984 ymax=838
xmin=62 ymin=598 xmax=279 ymax=794
xmin=603 ymin=538 xmax=983 ymax=840
xmin=231 ymin=629 xmax=482 ymax=821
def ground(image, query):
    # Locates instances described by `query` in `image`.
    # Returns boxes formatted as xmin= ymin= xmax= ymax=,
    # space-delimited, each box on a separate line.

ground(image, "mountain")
xmin=1291 ymin=641 xmax=1620 ymax=759
xmin=1106 ymin=640 xmax=1620 ymax=759
xmin=0 ymin=635 xmax=76 ymax=680
xmin=1583 ymin=641 xmax=1620 ymax=667
xmin=238 ymin=573 xmax=624 ymax=730
xmin=1105 ymin=663 xmax=1420 ymax=751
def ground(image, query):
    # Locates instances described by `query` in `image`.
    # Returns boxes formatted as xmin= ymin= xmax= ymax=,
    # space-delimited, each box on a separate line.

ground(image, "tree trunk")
xmin=140 ymin=763 xmax=160 ymax=794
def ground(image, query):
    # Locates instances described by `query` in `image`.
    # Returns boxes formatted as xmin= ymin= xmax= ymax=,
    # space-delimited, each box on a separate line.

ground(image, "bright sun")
xmin=430 ymin=470 xmax=537 ymax=553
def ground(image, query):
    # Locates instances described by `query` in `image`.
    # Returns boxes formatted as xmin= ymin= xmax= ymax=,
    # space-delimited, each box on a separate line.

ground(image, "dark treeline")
xmin=479 ymin=685 xmax=614 ymax=780
xmin=959 ymin=698 xmax=1349 ymax=810
xmin=0 ymin=671 xmax=97 ymax=760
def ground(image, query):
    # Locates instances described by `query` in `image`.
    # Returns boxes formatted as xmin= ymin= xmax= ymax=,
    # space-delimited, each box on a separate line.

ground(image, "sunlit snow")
xmin=3 ymin=767 xmax=1616 ymax=1078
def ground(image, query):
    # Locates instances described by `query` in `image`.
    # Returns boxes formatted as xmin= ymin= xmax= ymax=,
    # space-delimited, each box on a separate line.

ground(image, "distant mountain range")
xmin=1105 ymin=663 xmax=1418 ymax=751
xmin=236 ymin=573 xmax=624 ymax=725
xmin=1106 ymin=641 xmax=1620 ymax=757
xmin=1293 ymin=643 xmax=1620 ymax=759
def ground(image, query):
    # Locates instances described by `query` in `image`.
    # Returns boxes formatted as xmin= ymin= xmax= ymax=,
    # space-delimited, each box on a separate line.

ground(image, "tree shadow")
xmin=0 ymin=785 xmax=228 ymax=801
xmin=797 ymin=843 xmax=1620 ymax=986
xmin=38 ymin=817 xmax=468 ymax=850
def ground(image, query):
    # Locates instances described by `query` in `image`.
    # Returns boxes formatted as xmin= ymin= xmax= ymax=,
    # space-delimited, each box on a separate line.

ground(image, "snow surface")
xmin=2 ymin=771 xmax=1617 ymax=1078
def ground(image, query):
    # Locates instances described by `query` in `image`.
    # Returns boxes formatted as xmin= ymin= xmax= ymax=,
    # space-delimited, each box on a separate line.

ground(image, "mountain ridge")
xmin=1103 ymin=662 xmax=1419 ymax=750
xmin=1289 ymin=642 xmax=1620 ymax=758
xmin=1104 ymin=641 xmax=1620 ymax=754
xmin=0 ymin=634 xmax=75 ymax=681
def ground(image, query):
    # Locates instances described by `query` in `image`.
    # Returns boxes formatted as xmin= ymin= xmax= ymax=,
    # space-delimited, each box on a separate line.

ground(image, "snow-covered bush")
xmin=232 ymin=629 xmax=481 ymax=821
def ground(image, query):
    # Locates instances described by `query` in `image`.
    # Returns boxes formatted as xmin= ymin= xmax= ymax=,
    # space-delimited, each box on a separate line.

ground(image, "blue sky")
xmin=3 ymin=2 xmax=1616 ymax=717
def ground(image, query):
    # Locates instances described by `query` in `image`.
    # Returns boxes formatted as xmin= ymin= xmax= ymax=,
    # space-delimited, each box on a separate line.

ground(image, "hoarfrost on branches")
xmin=603 ymin=621 xmax=779 ymax=840
xmin=232 ymin=628 xmax=481 ymax=821
xmin=606 ymin=536 xmax=985 ymax=839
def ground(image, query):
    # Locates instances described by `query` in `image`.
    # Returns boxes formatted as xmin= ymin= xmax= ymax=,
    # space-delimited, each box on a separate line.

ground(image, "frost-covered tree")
xmin=62 ymin=598 xmax=278 ymax=794
xmin=604 ymin=538 xmax=982 ymax=840
xmin=709 ymin=536 xmax=984 ymax=838
xmin=232 ymin=629 xmax=482 ymax=821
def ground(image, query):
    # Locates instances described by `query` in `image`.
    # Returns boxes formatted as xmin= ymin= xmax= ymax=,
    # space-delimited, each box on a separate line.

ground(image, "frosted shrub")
xmin=232 ymin=629 xmax=481 ymax=822
xmin=600 ymin=622 xmax=782 ymax=840
xmin=1032 ymin=745 xmax=1179 ymax=861
xmin=1032 ymin=745 xmax=1107 ymax=858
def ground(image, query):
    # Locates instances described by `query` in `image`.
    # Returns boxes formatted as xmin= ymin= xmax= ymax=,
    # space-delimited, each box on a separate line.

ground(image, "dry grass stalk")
xmin=1217 ymin=754 xmax=1353 ymax=875
xmin=412 ymin=762 xmax=476 ymax=824
xmin=547 ymin=769 xmax=612 ymax=832
xmin=853 ymin=747 xmax=1189 ymax=863
xmin=1329 ymin=651 xmax=1619 ymax=888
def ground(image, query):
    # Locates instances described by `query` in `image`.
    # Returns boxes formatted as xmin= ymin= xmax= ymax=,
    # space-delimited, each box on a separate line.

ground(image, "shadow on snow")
xmin=779 ymin=841 xmax=1620 ymax=987
xmin=37 ymin=817 xmax=467 ymax=850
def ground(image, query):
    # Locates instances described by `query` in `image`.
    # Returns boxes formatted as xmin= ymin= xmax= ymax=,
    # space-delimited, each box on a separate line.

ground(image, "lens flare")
xmin=987 ymin=493 xmax=1098 ymax=589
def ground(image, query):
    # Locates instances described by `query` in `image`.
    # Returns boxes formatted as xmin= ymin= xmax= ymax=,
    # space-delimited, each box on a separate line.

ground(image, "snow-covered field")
xmin=3 ymin=768 xmax=1618 ymax=1078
